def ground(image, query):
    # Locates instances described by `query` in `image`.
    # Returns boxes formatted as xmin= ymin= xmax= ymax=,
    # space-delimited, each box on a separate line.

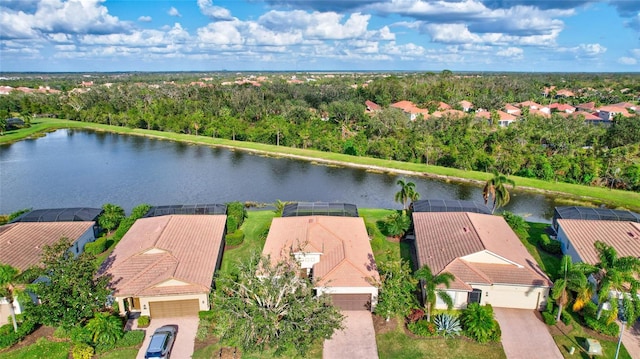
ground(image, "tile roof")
xmin=262 ymin=216 xmax=380 ymax=288
xmin=100 ymin=215 xmax=226 ymax=297
xmin=0 ymin=221 xmax=95 ymax=271
xmin=558 ymin=219 xmax=640 ymax=265
xmin=413 ymin=212 xmax=551 ymax=288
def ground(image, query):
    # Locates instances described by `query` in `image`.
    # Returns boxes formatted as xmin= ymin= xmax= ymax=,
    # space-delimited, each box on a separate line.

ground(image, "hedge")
xmin=116 ymin=330 xmax=145 ymax=348
xmin=0 ymin=320 xmax=38 ymax=349
xmin=84 ymin=236 xmax=108 ymax=255
xmin=226 ymin=230 xmax=245 ymax=246
xmin=540 ymin=235 xmax=562 ymax=254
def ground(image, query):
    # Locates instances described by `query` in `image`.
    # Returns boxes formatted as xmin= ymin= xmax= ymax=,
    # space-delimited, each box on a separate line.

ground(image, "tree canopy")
xmin=213 ymin=254 xmax=343 ymax=356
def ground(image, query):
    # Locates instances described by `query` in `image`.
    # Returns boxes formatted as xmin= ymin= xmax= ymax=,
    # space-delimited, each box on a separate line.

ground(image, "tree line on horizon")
xmin=1 ymin=72 xmax=639 ymax=191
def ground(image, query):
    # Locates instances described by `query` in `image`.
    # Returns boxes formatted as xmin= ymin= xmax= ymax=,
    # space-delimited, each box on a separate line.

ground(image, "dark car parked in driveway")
xmin=145 ymin=325 xmax=178 ymax=359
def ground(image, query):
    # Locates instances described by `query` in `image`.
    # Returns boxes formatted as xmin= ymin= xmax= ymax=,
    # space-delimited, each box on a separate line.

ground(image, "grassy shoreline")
xmin=3 ymin=118 xmax=639 ymax=211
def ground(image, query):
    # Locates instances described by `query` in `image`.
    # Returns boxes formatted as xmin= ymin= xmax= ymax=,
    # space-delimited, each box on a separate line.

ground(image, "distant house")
xmin=437 ymin=102 xmax=452 ymax=111
xmin=503 ymin=104 xmax=521 ymax=116
xmin=477 ymin=110 xmax=517 ymax=127
xmin=101 ymin=214 xmax=227 ymax=318
xmin=597 ymin=105 xmax=631 ymax=121
xmin=459 ymin=100 xmax=473 ymax=112
xmin=549 ymin=103 xmax=575 ymax=113
xmin=576 ymin=102 xmax=596 ymax=113
xmin=0 ymin=221 xmax=97 ymax=325
xmin=411 ymin=199 xmax=491 ymax=215
xmin=430 ymin=109 xmax=466 ymax=119
xmin=365 ymin=100 xmax=381 ymax=114
xmin=262 ymin=215 xmax=380 ymax=311
xmin=571 ymin=111 xmax=604 ymax=125
xmin=390 ymin=100 xmax=429 ymax=121
xmin=552 ymin=206 xmax=640 ymax=233
xmin=413 ymin=212 xmax=552 ymax=310
xmin=555 ymin=89 xmax=575 ymax=98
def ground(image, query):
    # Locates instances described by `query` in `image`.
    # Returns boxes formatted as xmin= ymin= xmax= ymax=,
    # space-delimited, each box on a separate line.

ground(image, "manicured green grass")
xmin=0 ymin=338 xmax=70 ymax=359
xmin=192 ymin=341 xmax=322 ymax=359
xmin=550 ymin=317 xmax=631 ymax=359
xmin=376 ymin=317 xmax=506 ymax=359
xmin=96 ymin=348 xmax=140 ymax=358
xmin=219 ymin=210 xmax=275 ymax=275
xmin=517 ymin=222 xmax=562 ymax=280
xmin=4 ymin=118 xmax=639 ymax=211
xmin=360 ymin=208 xmax=400 ymax=263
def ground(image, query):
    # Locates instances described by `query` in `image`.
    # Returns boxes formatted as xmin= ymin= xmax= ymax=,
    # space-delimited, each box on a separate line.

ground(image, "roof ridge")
xmin=458 ymin=258 xmax=493 ymax=284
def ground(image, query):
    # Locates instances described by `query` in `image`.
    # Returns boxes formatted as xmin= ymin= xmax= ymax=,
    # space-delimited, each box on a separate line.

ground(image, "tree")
xmin=213 ymin=254 xmax=343 ymax=356
xmin=0 ymin=264 xmax=20 ymax=332
xmin=374 ymin=259 xmax=418 ymax=321
xmin=98 ymin=204 xmax=125 ymax=233
xmin=551 ymin=255 xmax=574 ymax=323
xmin=30 ymin=238 xmax=111 ymax=328
xmin=85 ymin=312 xmax=124 ymax=349
xmin=482 ymin=170 xmax=516 ymax=213
xmin=414 ymin=264 xmax=455 ymax=322
xmin=394 ymin=178 xmax=420 ymax=211
xmin=574 ymin=241 xmax=640 ymax=319
xmin=461 ymin=303 xmax=498 ymax=343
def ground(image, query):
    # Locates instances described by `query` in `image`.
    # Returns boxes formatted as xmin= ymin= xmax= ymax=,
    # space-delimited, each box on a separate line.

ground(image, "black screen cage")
xmin=411 ymin=199 xmax=492 ymax=215
xmin=144 ymin=204 xmax=227 ymax=217
xmin=11 ymin=208 xmax=103 ymax=223
xmin=553 ymin=206 xmax=640 ymax=230
xmin=281 ymin=202 xmax=359 ymax=217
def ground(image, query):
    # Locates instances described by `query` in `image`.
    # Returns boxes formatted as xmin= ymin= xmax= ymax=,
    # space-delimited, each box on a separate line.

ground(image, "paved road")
xmin=494 ymin=308 xmax=563 ymax=359
xmin=135 ymin=316 xmax=199 ymax=359
xmin=323 ymin=311 xmax=379 ymax=359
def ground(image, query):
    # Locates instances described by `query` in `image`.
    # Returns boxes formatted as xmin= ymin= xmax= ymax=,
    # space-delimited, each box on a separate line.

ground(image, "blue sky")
xmin=0 ymin=0 xmax=639 ymax=72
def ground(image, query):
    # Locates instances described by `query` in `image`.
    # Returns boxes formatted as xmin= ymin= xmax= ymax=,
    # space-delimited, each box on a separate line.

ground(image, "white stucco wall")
xmin=115 ymin=293 xmax=209 ymax=317
xmin=435 ymin=285 xmax=549 ymax=310
xmin=556 ymin=225 xmax=583 ymax=263
xmin=435 ymin=290 xmax=470 ymax=309
xmin=71 ymin=226 xmax=97 ymax=256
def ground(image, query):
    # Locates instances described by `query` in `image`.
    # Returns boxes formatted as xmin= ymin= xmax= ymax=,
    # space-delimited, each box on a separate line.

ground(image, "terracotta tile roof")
xmin=518 ymin=101 xmax=541 ymax=109
xmin=413 ymin=212 xmax=551 ymax=287
xmin=572 ymin=111 xmax=601 ymax=121
xmin=262 ymin=216 xmax=380 ymax=288
xmin=459 ymin=100 xmax=473 ymax=109
xmin=100 ymin=215 xmax=226 ymax=297
xmin=390 ymin=100 xmax=429 ymax=117
xmin=558 ymin=220 xmax=640 ymax=265
xmin=431 ymin=109 xmax=466 ymax=118
xmin=0 ymin=222 xmax=95 ymax=271
xmin=597 ymin=105 xmax=631 ymax=117
xmin=576 ymin=102 xmax=596 ymax=111
xmin=529 ymin=109 xmax=551 ymax=118
xmin=365 ymin=100 xmax=381 ymax=112
xmin=438 ymin=102 xmax=452 ymax=110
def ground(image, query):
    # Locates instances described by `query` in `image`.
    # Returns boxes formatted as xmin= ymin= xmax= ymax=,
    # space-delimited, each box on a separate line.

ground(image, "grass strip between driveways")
xmin=0 ymin=339 xmax=70 ymax=359
xmin=3 ymin=118 xmax=639 ymax=211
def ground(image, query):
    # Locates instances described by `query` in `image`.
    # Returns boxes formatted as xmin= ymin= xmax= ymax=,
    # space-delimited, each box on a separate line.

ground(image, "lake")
xmin=0 ymin=129 xmax=563 ymax=222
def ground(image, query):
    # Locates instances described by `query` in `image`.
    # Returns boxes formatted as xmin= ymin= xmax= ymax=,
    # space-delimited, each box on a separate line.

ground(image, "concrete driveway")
xmin=493 ymin=308 xmax=563 ymax=359
xmin=135 ymin=316 xmax=199 ymax=359
xmin=323 ymin=311 xmax=379 ymax=359
xmin=622 ymin=320 xmax=640 ymax=359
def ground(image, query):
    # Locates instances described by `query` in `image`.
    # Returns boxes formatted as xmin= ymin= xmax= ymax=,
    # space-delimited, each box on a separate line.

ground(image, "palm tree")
xmin=85 ymin=312 xmax=124 ymax=348
xmin=575 ymin=241 xmax=640 ymax=319
xmin=0 ymin=264 xmax=20 ymax=332
xmin=567 ymin=268 xmax=594 ymax=312
xmin=482 ymin=170 xmax=515 ymax=213
xmin=414 ymin=264 xmax=455 ymax=322
xmin=395 ymin=178 xmax=420 ymax=212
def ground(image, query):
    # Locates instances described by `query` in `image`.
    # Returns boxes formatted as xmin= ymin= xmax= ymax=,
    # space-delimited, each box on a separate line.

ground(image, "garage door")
xmin=330 ymin=294 xmax=371 ymax=311
xmin=149 ymin=299 xmax=199 ymax=318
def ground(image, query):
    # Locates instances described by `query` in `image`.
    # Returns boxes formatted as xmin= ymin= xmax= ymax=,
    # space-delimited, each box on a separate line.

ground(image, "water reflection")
xmin=0 ymin=129 xmax=559 ymax=223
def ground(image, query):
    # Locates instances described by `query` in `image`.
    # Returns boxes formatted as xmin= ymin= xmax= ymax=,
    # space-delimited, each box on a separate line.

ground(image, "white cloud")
xmin=197 ymin=21 xmax=244 ymax=46
xmin=497 ymin=47 xmax=524 ymax=58
xmin=577 ymin=43 xmax=606 ymax=56
xmin=138 ymin=16 xmax=152 ymax=22
xmin=618 ymin=56 xmax=637 ymax=65
xmin=197 ymin=0 xmax=233 ymax=21
xmin=168 ymin=7 xmax=181 ymax=17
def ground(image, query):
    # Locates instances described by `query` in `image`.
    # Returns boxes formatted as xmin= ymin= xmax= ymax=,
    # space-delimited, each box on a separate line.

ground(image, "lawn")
xmin=95 ymin=348 xmax=140 ymax=358
xmin=4 ymin=118 xmax=639 ymax=211
xmin=0 ymin=338 xmax=69 ymax=359
xmin=518 ymin=222 xmax=562 ymax=280
xmin=549 ymin=315 xmax=631 ymax=359
xmin=192 ymin=340 xmax=323 ymax=359
xmin=219 ymin=209 xmax=275 ymax=275
xmin=376 ymin=317 xmax=506 ymax=359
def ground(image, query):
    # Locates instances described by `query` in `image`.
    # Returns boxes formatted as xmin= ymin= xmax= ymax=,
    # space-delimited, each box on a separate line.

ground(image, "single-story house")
xmin=262 ymin=216 xmax=380 ymax=311
xmin=413 ymin=212 xmax=552 ymax=310
xmin=11 ymin=207 xmax=103 ymax=237
xmin=556 ymin=219 xmax=640 ymax=265
xmin=552 ymin=206 xmax=640 ymax=233
xmin=0 ymin=221 xmax=97 ymax=325
xmin=100 ymin=214 xmax=226 ymax=318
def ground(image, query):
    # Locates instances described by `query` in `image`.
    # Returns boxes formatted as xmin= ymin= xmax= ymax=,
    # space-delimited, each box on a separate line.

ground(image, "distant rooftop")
xmin=553 ymin=206 xmax=640 ymax=230
xmin=411 ymin=199 xmax=491 ymax=215
xmin=281 ymin=202 xmax=359 ymax=218
xmin=144 ymin=204 xmax=227 ymax=217
xmin=12 ymin=207 xmax=103 ymax=223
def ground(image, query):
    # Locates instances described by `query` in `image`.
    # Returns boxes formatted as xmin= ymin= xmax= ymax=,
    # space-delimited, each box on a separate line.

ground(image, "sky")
xmin=0 ymin=0 xmax=639 ymax=73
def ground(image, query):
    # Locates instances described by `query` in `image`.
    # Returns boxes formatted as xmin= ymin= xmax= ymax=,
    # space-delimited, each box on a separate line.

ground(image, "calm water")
xmin=0 ymin=129 xmax=562 ymax=222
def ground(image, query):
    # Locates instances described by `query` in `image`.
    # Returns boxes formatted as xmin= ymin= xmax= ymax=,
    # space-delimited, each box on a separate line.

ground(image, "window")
xmin=468 ymin=289 xmax=482 ymax=304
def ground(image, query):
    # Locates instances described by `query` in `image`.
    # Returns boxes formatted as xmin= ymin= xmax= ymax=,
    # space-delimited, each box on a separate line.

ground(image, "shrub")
xmin=502 ymin=211 xmax=529 ymax=236
xmin=489 ymin=320 xmax=501 ymax=342
xmin=461 ymin=303 xmax=498 ymax=343
xmin=540 ymin=235 xmax=562 ymax=254
xmin=561 ymin=311 xmax=572 ymax=325
xmin=225 ymin=230 xmax=245 ymax=246
xmin=542 ymin=311 xmax=556 ymax=326
xmin=137 ymin=315 xmax=150 ymax=328
xmin=0 ymin=320 xmax=38 ymax=349
xmin=116 ymin=330 xmax=145 ymax=348
xmin=70 ymin=325 xmax=92 ymax=345
xmin=433 ymin=313 xmax=461 ymax=338
xmin=407 ymin=319 xmax=436 ymax=337
xmin=72 ymin=343 xmax=94 ymax=359
xmin=53 ymin=326 xmax=70 ymax=339
xmin=85 ymin=236 xmax=108 ymax=255
xmin=226 ymin=201 xmax=247 ymax=231
xmin=383 ymin=212 xmax=410 ymax=238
